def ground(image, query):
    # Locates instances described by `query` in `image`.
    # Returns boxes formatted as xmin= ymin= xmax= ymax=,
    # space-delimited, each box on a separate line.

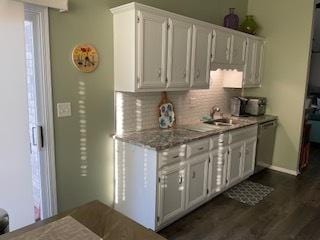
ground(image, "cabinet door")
xmin=137 ymin=11 xmax=167 ymax=89
xmin=230 ymin=34 xmax=247 ymax=65
xmin=227 ymin=141 xmax=244 ymax=186
xmin=186 ymin=154 xmax=209 ymax=209
xmin=243 ymin=137 xmax=257 ymax=178
xmin=158 ymin=164 xmax=186 ymax=225
xmin=244 ymin=38 xmax=264 ymax=88
xmin=243 ymin=37 xmax=255 ymax=87
xmin=252 ymin=39 xmax=264 ymax=87
xmin=212 ymin=29 xmax=232 ymax=65
xmin=190 ymin=24 xmax=212 ymax=89
xmin=167 ymin=18 xmax=192 ymax=89
xmin=208 ymin=148 xmax=228 ymax=196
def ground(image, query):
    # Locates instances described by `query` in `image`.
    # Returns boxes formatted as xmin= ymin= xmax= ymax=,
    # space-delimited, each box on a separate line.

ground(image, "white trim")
xmin=24 ymin=3 xmax=58 ymax=218
xmin=15 ymin=0 xmax=68 ymax=11
xmin=268 ymin=165 xmax=299 ymax=176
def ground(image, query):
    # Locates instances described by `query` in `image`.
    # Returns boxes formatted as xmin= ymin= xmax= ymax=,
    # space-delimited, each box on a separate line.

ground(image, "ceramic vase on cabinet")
xmin=240 ymin=15 xmax=258 ymax=35
xmin=224 ymin=8 xmax=239 ymax=30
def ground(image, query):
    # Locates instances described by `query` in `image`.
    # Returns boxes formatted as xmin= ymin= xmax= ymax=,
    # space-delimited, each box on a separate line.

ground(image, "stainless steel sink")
xmin=204 ymin=118 xmax=240 ymax=126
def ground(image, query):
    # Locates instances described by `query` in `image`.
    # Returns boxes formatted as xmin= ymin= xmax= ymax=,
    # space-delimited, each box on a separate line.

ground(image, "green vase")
xmin=241 ymin=15 xmax=258 ymax=35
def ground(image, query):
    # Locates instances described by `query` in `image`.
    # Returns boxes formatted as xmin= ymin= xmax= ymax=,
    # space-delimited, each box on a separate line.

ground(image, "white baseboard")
xmin=268 ymin=165 xmax=299 ymax=176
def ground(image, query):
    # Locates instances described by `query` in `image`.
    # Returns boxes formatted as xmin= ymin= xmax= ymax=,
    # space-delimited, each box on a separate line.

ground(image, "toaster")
xmin=245 ymin=97 xmax=267 ymax=116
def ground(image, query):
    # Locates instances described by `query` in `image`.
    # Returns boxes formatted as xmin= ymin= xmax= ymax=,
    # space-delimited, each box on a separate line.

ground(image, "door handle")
xmin=32 ymin=125 xmax=44 ymax=149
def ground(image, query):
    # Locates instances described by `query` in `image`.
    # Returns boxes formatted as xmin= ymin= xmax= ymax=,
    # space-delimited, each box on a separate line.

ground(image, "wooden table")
xmin=0 ymin=201 xmax=166 ymax=240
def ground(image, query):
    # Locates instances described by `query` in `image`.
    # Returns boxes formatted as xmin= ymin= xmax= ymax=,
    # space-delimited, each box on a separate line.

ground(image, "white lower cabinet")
xmin=243 ymin=137 xmax=257 ymax=178
xmin=186 ymin=153 xmax=209 ymax=209
xmin=208 ymin=147 xmax=228 ymax=196
xmin=114 ymin=125 xmax=258 ymax=231
xmin=158 ymin=163 xmax=186 ymax=225
xmin=227 ymin=141 xmax=244 ymax=187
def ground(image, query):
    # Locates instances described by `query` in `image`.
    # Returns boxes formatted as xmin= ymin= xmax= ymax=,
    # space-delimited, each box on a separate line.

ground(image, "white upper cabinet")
xmin=212 ymin=29 xmax=246 ymax=67
xmin=243 ymin=38 xmax=265 ymax=88
xmin=212 ymin=29 xmax=232 ymax=65
xmin=230 ymin=33 xmax=247 ymax=65
xmin=190 ymin=24 xmax=212 ymax=89
xmin=111 ymin=2 xmax=265 ymax=92
xmin=137 ymin=11 xmax=168 ymax=89
xmin=167 ymin=18 xmax=192 ymax=89
xmin=111 ymin=3 xmax=213 ymax=92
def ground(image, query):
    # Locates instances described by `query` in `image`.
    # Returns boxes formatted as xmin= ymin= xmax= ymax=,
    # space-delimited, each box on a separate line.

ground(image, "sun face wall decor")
xmin=72 ymin=44 xmax=99 ymax=73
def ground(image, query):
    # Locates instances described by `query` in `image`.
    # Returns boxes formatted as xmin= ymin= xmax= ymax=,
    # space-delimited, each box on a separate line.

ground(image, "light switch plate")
xmin=57 ymin=102 xmax=72 ymax=118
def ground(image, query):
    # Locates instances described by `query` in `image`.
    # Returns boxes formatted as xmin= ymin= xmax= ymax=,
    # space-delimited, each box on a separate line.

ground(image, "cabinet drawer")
xmin=229 ymin=125 xmax=258 ymax=144
xmin=211 ymin=134 xmax=229 ymax=150
xmin=186 ymin=138 xmax=210 ymax=158
xmin=159 ymin=145 xmax=186 ymax=168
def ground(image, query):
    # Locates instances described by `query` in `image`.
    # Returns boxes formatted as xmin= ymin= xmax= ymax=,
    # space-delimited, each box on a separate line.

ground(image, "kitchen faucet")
xmin=210 ymin=106 xmax=221 ymax=120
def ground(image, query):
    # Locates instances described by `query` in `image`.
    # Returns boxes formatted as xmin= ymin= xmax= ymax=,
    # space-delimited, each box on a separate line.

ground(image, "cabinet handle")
xmin=158 ymin=67 xmax=162 ymax=78
xmin=198 ymin=147 xmax=204 ymax=151
xmin=196 ymin=70 xmax=200 ymax=79
xmin=178 ymin=175 xmax=183 ymax=185
xmin=173 ymin=155 xmax=179 ymax=159
xmin=192 ymin=171 xmax=196 ymax=179
xmin=183 ymin=70 xmax=186 ymax=79
xmin=239 ymin=152 xmax=242 ymax=158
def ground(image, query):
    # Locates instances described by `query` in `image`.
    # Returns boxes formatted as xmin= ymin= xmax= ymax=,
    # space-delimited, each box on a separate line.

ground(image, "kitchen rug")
xmin=223 ymin=180 xmax=274 ymax=206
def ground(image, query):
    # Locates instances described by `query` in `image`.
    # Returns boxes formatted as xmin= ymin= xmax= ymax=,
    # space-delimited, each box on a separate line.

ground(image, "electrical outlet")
xmin=57 ymin=102 xmax=72 ymax=118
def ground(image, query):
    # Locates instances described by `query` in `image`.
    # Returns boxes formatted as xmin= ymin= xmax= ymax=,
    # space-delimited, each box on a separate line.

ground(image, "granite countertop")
xmin=114 ymin=115 xmax=278 ymax=151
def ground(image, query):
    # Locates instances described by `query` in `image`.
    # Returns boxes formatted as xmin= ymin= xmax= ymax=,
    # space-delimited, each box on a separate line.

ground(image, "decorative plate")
xmin=159 ymin=103 xmax=175 ymax=129
xmin=72 ymin=44 xmax=99 ymax=73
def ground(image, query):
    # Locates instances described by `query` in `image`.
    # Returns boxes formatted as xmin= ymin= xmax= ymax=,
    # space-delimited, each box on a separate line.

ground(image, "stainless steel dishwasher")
xmin=255 ymin=120 xmax=278 ymax=173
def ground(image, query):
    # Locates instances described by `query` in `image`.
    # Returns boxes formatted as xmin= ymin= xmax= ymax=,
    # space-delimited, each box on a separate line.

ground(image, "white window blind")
xmin=13 ymin=0 xmax=68 ymax=11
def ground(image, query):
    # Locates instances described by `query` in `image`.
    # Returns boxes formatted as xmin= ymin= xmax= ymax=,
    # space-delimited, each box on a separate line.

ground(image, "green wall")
xmin=245 ymin=0 xmax=314 ymax=172
xmin=49 ymin=0 xmax=248 ymax=212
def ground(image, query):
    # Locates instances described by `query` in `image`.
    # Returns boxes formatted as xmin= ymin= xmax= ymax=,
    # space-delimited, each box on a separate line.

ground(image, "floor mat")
xmin=223 ymin=180 xmax=274 ymax=206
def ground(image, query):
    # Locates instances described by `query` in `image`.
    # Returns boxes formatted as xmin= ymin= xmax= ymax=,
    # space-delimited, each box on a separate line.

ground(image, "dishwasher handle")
xmin=260 ymin=121 xmax=277 ymax=129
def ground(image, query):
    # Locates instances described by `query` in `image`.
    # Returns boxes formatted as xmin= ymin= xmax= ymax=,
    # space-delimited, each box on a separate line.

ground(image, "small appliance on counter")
xmin=230 ymin=97 xmax=248 ymax=116
xmin=245 ymin=97 xmax=267 ymax=116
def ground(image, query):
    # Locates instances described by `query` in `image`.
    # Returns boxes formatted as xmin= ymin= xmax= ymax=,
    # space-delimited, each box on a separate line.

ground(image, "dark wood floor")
xmin=159 ymin=147 xmax=320 ymax=240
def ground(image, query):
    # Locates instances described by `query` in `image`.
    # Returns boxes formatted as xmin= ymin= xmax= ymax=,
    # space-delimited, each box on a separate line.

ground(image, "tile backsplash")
xmin=116 ymin=70 xmax=241 ymax=133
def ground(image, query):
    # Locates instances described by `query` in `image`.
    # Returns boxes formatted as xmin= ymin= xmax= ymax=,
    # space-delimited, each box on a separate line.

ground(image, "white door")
xmin=186 ymin=154 xmax=209 ymax=209
xmin=212 ymin=29 xmax=231 ymax=65
xmin=190 ymin=24 xmax=212 ymax=89
xmin=243 ymin=137 xmax=257 ymax=178
xmin=158 ymin=164 xmax=186 ymax=225
xmin=0 ymin=0 xmax=35 ymax=230
xmin=252 ymin=39 xmax=264 ymax=86
xmin=243 ymin=37 xmax=255 ymax=87
xmin=24 ymin=4 xmax=57 ymax=221
xmin=227 ymin=142 xmax=244 ymax=186
xmin=167 ymin=18 xmax=192 ymax=89
xmin=230 ymin=34 xmax=247 ymax=65
xmin=137 ymin=11 xmax=167 ymax=89
xmin=208 ymin=148 xmax=228 ymax=196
